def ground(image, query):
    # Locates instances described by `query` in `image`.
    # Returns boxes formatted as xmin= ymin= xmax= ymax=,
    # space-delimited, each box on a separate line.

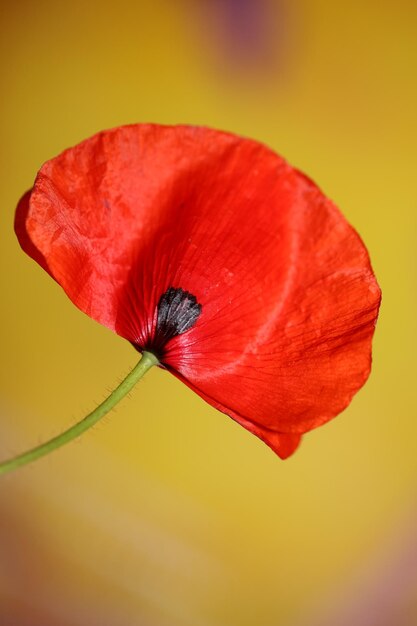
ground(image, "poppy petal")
xmin=16 ymin=124 xmax=381 ymax=456
xmin=15 ymin=191 xmax=50 ymax=276
xmin=170 ymin=368 xmax=302 ymax=458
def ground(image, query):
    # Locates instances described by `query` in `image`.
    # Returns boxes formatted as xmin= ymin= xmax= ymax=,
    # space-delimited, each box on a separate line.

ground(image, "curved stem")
xmin=0 ymin=351 xmax=159 ymax=477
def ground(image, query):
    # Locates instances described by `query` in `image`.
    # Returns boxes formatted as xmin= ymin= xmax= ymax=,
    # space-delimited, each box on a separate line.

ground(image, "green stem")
xmin=0 ymin=351 xmax=159 ymax=477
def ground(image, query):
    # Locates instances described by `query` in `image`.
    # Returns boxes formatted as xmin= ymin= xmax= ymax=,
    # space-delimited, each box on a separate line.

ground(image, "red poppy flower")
xmin=15 ymin=124 xmax=381 ymax=459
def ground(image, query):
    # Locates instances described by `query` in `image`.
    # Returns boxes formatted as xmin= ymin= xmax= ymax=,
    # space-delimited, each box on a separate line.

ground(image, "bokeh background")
xmin=1 ymin=1 xmax=416 ymax=624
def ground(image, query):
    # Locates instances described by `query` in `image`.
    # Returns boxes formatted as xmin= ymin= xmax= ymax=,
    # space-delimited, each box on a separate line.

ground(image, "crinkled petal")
xmin=169 ymin=367 xmax=302 ymax=459
xmin=15 ymin=124 xmax=381 ymax=455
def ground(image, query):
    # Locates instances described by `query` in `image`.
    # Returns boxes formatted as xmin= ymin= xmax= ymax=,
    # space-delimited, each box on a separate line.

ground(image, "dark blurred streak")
xmin=0 ymin=497 xmax=70 ymax=625
xmin=189 ymin=0 xmax=292 ymax=78
xmin=295 ymin=503 xmax=417 ymax=626
xmin=209 ymin=0 xmax=274 ymax=63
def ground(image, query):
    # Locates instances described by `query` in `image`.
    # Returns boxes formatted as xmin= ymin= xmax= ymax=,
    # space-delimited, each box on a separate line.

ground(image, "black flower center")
xmin=141 ymin=287 xmax=201 ymax=359
xmin=157 ymin=287 xmax=202 ymax=339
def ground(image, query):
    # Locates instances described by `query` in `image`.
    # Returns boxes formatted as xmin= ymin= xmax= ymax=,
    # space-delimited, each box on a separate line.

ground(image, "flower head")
xmin=15 ymin=124 xmax=381 ymax=458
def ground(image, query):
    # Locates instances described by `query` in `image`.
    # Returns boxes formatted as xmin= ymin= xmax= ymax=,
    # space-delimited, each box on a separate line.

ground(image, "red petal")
xmin=16 ymin=124 xmax=381 ymax=457
xmin=170 ymin=368 xmax=302 ymax=459
xmin=15 ymin=191 xmax=51 ymax=276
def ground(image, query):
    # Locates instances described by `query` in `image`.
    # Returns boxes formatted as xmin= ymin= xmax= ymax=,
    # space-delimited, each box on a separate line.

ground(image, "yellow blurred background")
xmin=1 ymin=1 xmax=416 ymax=624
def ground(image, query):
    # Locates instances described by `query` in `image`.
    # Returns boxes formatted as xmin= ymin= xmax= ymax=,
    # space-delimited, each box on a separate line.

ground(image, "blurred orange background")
xmin=1 ymin=1 xmax=416 ymax=624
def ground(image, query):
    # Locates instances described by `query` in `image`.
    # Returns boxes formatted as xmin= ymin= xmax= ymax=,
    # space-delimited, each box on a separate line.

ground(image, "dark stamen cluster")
xmin=148 ymin=287 xmax=202 ymax=358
